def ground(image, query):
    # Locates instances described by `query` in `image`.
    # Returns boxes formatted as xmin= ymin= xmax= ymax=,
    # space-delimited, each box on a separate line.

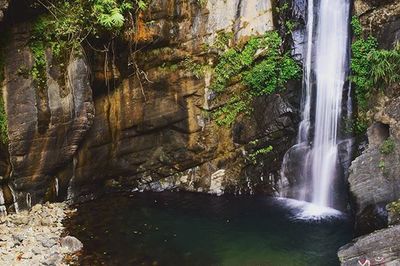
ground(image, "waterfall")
xmin=297 ymin=0 xmax=313 ymax=144
xmin=0 ymin=189 xmax=6 ymax=216
xmin=311 ymin=0 xmax=349 ymax=207
xmin=281 ymin=0 xmax=350 ymax=209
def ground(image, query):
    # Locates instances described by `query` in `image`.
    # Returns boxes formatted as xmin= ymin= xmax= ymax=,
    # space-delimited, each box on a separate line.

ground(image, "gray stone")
xmin=338 ymin=225 xmax=400 ymax=266
xmin=44 ymin=252 xmax=63 ymax=266
xmin=60 ymin=236 xmax=83 ymax=253
xmin=39 ymin=237 xmax=57 ymax=248
xmin=21 ymin=250 xmax=33 ymax=259
xmin=348 ymin=97 xmax=400 ymax=234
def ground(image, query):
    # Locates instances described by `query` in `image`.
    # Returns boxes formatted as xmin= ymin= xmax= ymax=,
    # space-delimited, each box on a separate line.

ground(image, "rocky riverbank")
xmin=338 ymin=224 xmax=400 ymax=266
xmin=0 ymin=202 xmax=82 ymax=265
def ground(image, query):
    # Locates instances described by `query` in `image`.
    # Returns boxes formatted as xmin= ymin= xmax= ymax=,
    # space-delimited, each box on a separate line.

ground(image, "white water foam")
xmin=277 ymin=197 xmax=344 ymax=221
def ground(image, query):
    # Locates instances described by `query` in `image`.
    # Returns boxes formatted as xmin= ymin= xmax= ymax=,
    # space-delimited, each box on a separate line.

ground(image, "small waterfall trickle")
xmin=0 ymin=183 xmax=19 ymax=215
xmin=67 ymin=156 xmax=78 ymax=201
xmin=297 ymin=0 xmax=314 ymax=145
xmin=0 ymin=188 xmax=6 ymax=216
xmin=55 ymin=177 xmax=59 ymax=197
xmin=281 ymin=0 xmax=351 ymax=210
xmin=8 ymin=184 xmax=19 ymax=213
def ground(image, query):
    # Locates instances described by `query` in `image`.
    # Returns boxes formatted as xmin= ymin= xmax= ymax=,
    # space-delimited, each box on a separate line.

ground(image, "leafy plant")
xmin=92 ymin=0 xmax=137 ymax=30
xmin=249 ymin=145 xmax=273 ymax=163
xmin=387 ymin=200 xmax=400 ymax=216
xmin=351 ymin=35 xmax=377 ymax=110
xmin=213 ymin=95 xmax=252 ymax=126
xmin=243 ymin=55 xmax=300 ymax=96
xmin=380 ymin=138 xmax=396 ymax=155
xmin=369 ymin=44 xmax=400 ymax=86
xmin=196 ymin=0 xmax=207 ymax=7
xmin=182 ymin=58 xmax=208 ymax=79
xmin=30 ymin=40 xmax=48 ymax=90
xmin=210 ymin=31 xmax=301 ymax=126
xmin=28 ymin=0 xmax=149 ymax=99
xmin=378 ymin=160 xmax=385 ymax=171
xmin=351 ymin=16 xmax=363 ymax=37
xmin=350 ymin=16 xmax=400 ymax=133
xmin=211 ymin=31 xmax=234 ymax=52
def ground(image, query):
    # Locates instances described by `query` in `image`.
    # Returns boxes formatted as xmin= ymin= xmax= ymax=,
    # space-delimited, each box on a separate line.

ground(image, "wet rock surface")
xmin=0 ymin=0 xmax=8 ymax=21
xmin=348 ymin=98 xmax=400 ymax=235
xmin=0 ymin=202 xmax=81 ymax=266
xmin=355 ymin=0 xmax=400 ymax=49
xmin=338 ymin=225 xmax=400 ymax=266
xmin=0 ymin=0 xmax=298 ymax=204
xmin=3 ymin=23 xmax=94 ymax=207
xmin=67 ymin=0 xmax=297 ymax=198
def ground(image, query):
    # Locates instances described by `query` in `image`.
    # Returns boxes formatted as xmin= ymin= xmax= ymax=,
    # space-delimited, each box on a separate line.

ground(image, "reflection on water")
xmin=65 ymin=192 xmax=353 ymax=266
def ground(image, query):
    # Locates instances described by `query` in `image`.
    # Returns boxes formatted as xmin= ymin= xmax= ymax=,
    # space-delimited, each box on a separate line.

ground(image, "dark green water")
xmin=65 ymin=192 xmax=354 ymax=266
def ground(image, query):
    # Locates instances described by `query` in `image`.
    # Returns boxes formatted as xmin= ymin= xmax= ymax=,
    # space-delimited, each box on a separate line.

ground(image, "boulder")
xmin=60 ymin=236 xmax=83 ymax=253
xmin=338 ymin=225 xmax=400 ymax=266
xmin=348 ymin=98 xmax=400 ymax=234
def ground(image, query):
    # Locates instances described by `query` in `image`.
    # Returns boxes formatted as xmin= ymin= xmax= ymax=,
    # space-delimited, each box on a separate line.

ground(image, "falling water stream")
xmin=281 ymin=0 xmax=350 ymax=211
xmin=311 ymin=0 xmax=350 ymax=207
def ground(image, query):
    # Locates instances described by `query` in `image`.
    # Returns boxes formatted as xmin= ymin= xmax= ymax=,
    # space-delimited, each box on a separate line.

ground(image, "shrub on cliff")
xmin=210 ymin=32 xmax=301 ymax=126
xmin=28 ymin=0 xmax=148 ymax=100
xmin=351 ymin=16 xmax=400 ymax=133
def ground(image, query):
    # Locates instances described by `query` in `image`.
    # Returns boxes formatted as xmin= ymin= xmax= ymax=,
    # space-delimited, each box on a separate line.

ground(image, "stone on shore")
xmin=338 ymin=224 xmax=400 ymax=266
xmin=0 ymin=202 xmax=82 ymax=266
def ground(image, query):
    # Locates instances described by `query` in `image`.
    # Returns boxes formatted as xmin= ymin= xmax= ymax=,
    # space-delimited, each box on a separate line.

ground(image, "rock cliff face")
xmin=69 ymin=0 xmax=297 ymax=199
xmin=338 ymin=0 xmax=400 ymax=263
xmin=354 ymin=0 xmax=400 ymax=49
xmin=3 ymin=23 xmax=95 ymax=209
xmin=0 ymin=0 xmax=300 ymax=208
xmin=348 ymin=0 xmax=400 ymax=234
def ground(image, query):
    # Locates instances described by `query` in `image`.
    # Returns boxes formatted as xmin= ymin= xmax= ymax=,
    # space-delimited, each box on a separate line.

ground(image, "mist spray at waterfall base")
xmin=280 ymin=0 xmax=351 ymax=218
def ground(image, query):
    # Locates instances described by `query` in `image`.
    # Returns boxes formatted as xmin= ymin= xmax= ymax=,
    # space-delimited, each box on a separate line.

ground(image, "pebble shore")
xmin=0 ymin=202 xmax=82 ymax=265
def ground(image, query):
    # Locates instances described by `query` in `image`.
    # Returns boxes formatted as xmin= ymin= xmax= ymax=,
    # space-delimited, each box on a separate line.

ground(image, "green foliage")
xmin=213 ymin=95 xmax=251 ymax=126
xmin=285 ymin=20 xmax=297 ymax=34
xmin=351 ymin=16 xmax=400 ymax=133
xmin=369 ymin=44 xmax=400 ymax=86
xmin=354 ymin=118 xmax=369 ymax=135
xmin=210 ymin=48 xmax=247 ymax=93
xmin=28 ymin=0 xmax=148 ymax=96
xmin=243 ymin=54 xmax=300 ymax=96
xmin=387 ymin=200 xmax=400 ymax=215
xmin=249 ymin=145 xmax=273 ymax=163
xmin=0 ymin=33 xmax=9 ymax=144
xmin=30 ymin=40 xmax=48 ymax=90
xmin=182 ymin=58 xmax=208 ymax=79
xmin=380 ymin=138 xmax=396 ymax=155
xmin=209 ymin=31 xmax=234 ymax=52
xmin=33 ymin=0 xmax=146 ymax=43
xmin=275 ymin=3 xmax=289 ymax=14
xmin=210 ymin=31 xmax=301 ymax=126
xmin=92 ymin=0 xmax=137 ymax=30
xmin=196 ymin=0 xmax=207 ymax=7
xmin=351 ymin=35 xmax=378 ymax=110
xmin=378 ymin=159 xmax=385 ymax=171
xmin=211 ymin=31 xmax=300 ymax=95
xmin=351 ymin=16 xmax=363 ymax=37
